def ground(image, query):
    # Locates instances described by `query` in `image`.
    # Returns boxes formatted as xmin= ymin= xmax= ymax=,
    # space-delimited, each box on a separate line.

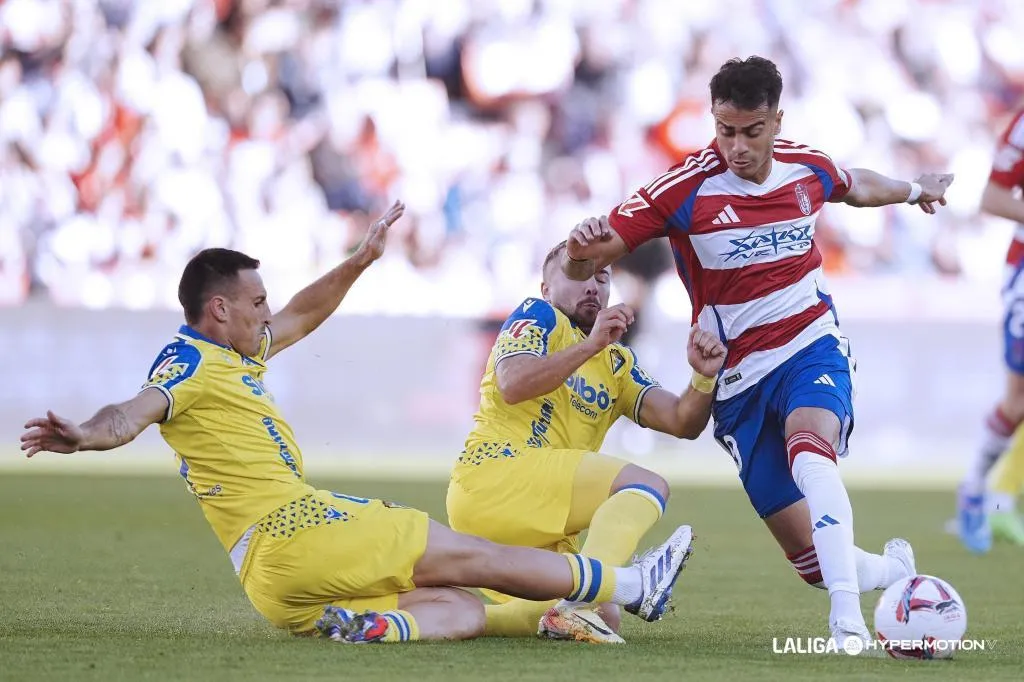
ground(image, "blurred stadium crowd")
xmin=1 ymin=0 xmax=1023 ymax=315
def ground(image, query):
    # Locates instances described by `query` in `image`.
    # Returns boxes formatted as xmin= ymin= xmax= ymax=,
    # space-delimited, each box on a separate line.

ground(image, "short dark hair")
xmin=178 ymin=248 xmax=260 ymax=324
xmin=709 ymin=56 xmax=783 ymax=111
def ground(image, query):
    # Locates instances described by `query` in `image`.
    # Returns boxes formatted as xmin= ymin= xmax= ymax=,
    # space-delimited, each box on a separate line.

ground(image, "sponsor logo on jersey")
xmin=242 ymin=374 xmax=273 ymax=399
xmin=262 ymin=416 xmax=300 ymax=477
xmin=565 ymin=374 xmax=612 ymax=418
xmin=721 ymin=223 xmax=812 ymax=262
xmin=526 ymin=399 xmax=555 ymax=448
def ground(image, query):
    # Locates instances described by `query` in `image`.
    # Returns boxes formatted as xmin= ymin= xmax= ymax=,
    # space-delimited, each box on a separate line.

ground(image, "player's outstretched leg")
xmin=784 ymin=409 xmax=868 ymax=648
xmin=314 ymin=520 xmax=695 ymax=643
xmin=540 ymin=456 xmax=668 ymax=641
xmin=768 ymin=500 xmax=916 ymax=593
xmin=414 ymin=521 xmax=693 ymax=620
xmin=566 ymin=459 xmax=669 ymax=567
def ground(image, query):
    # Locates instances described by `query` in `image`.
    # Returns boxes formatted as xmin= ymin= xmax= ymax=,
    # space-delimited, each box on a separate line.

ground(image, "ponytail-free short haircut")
xmin=709 ymin=56 xmax=783 ymax=111
xmin=178 ymin=248 xmax=260 ymax=324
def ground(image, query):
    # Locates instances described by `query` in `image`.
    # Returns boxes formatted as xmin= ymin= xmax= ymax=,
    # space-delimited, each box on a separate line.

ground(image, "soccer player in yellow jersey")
xmin=447 ymin=240 xmax=727 ymax=643
xmin=21 ymin=201 xmax=696 ymax=644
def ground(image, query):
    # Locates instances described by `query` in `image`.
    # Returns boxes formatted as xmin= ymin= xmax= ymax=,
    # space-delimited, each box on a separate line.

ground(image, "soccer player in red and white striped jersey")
xmin=957 ymin=108 xmax=1024 ymax=552
xmin=561 ymin=56 xmax=953 ymax=652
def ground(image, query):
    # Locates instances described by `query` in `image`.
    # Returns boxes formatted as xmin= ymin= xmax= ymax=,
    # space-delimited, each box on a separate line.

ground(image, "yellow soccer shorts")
xmin=239 ymin=490 xmax=430 ymax=633
xmin=447 ymin=445 xmax=628 ymax=604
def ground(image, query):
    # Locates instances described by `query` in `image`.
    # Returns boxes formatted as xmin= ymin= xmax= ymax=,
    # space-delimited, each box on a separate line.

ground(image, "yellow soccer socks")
xmin=484 ymin=598 xmax=557 ymax=637
xmin=580 ymin=485 xmax=667 ymax=565
xmin=380 ymin=610 xmax=420 ymax=642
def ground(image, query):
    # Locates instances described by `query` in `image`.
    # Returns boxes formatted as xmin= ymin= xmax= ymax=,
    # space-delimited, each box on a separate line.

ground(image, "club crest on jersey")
xmin=795 ymin=183 xmax=812 ymax=216
xmin=609 ymin=348 xmax=626 ymax=374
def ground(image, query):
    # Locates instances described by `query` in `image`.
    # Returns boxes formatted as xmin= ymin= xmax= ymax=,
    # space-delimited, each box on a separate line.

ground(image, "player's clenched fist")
xmin=567 ymin=215 xmax=613 ymax=260
xmin=586 ymin=303 xmax=635 ymax=350
xmin=686 ymin=325 xmax=726 ymax=377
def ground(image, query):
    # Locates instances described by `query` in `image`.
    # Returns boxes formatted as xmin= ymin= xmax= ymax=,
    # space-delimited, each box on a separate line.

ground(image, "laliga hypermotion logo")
xmin=896 ymin=576 xmax=961 ymax=623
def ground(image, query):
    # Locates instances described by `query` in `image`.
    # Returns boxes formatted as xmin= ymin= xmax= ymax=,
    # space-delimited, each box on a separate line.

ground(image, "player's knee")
xmin=613 ymin=466 xmax=671 ymax=504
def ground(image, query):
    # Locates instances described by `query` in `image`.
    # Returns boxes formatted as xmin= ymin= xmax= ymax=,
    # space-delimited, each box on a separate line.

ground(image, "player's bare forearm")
xmin=22 ymin=390 xmax=166 ymax=457
xmin=841 ymin=168 xmax=914 ymax=207
xmin=268 ymin=201 xmax=404 ymax=357
xmin=81 ymin=389 xmax=167 ymax=450
xmin=273 ymin=254 xmax=371 ymax=343
xmin=639 ymin=384 xmax=714 ymax=440
xmin=981 ymin=182 xmax=1024 ymax=223
xmin=79 ymin=403 xmax=138 ymax=451
xmin=842 ymin=168 xmax=953 ymax=214
xmin=496 ymin=341 xmax=603 ymax=405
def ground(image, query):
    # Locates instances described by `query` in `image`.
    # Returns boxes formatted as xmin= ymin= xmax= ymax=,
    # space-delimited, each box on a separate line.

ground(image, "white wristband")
xmin=906 ymin=182 xmax=923 ymax=204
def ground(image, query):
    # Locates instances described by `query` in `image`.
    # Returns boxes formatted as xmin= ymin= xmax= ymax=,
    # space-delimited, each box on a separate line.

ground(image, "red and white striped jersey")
xmin=609 ymin=139 xmax=852 ymax=400
xmin=989 ymin=109 xmax=1024 ymax=266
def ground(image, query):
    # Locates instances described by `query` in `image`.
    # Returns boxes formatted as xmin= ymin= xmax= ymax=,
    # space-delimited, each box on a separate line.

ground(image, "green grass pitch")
xmin=1 ymin=473 xmax=1021 ymax=681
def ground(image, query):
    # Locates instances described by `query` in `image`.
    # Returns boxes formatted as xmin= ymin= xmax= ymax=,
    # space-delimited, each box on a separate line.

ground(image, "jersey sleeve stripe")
xmin=633 ymin=382 xmax=657 ymax=425
xmin=650 ymin=160 xmax=721 ymax=199
xmin=644 ymin=148 xmax=717 ymax=195
xmin=141 ymin=384 xmax=174 ymax=422
xmin=494 ymin=349 xmax=542 ymax=364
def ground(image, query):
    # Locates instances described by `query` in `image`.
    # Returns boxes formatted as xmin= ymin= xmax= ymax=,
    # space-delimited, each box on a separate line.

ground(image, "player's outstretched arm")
xmin=20 ymin=388 xmax=168 ymax=456
xmin=980 ymin=180 xmax=1024 ymax=223
xmin=496 ymin=304 xmax=634 ymax=405
xmin=266 ymin=200 xmax=405 ymax=359
xmin=636 ymin=326 xmax=726 ymax=439
xmin=841 ymin=169 xmax=954 ymax=215
xmin=561 ymin=216 xmax=630 ymax=281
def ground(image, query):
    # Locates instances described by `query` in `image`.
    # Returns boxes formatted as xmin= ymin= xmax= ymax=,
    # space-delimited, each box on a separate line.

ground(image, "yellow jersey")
xmin=141 ymin=325 xmax=314 ymax=551
xmin=463 ymin=298 xmax=659 ymax=456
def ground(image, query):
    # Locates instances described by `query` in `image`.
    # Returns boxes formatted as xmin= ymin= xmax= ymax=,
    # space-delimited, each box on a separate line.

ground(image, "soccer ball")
xmin=873 ymin=575 xmax=967 ymax=660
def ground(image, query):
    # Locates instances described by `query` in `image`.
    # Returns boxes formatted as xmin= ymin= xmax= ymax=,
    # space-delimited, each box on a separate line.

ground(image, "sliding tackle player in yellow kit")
xmin=21 ymin=202 xmax=696 ymax=644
